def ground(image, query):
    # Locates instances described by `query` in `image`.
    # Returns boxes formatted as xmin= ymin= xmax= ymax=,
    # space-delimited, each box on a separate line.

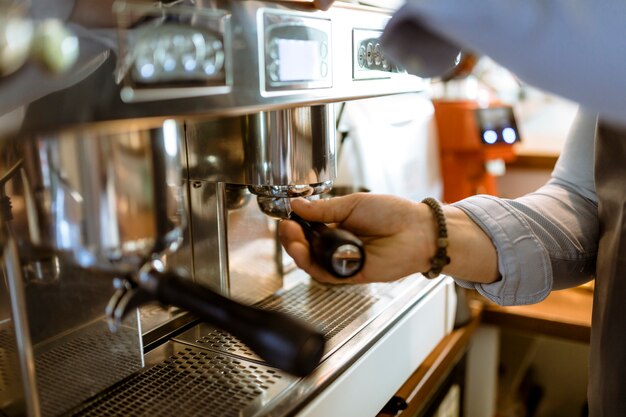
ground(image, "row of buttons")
xmin=357 ymin=41 xmax=389 ymax=71
xmin=132 ymin=26 xmax=224 ymax=83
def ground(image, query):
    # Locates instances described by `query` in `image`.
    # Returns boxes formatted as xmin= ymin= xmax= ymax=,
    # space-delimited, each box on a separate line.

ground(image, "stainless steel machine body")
xmin=180 ymin=104 xmax=335 ymax=301
xmin=0 ymin=1 xmax=456 ymax=416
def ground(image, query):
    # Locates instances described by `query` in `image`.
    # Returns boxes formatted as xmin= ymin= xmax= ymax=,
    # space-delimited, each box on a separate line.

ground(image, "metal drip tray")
xmin=0 ymin=324 xmax=22 ymax=413
xmin=35 ymin=322 xmax=142 ymax=417
xmin=67 ymin=274 xmax=440 ymax=417
xmin=175 ymin=280 xmax=398 ymax=361
xmin=0 ymin=326 xmax=18 ymax=393
xmin=1 ymin=318 xmax=143 ymax=417
xmin=70 ymin=342 xmax=296 ymax=417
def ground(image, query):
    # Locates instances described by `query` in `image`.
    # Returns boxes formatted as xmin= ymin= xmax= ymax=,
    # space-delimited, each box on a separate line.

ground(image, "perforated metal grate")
xmin=255 ymin=283 xmax=378 ymax=340
xmin=177 ymin=282 xmax=381 ymax=363
xmin=70 ymin=345 xmax=292 ymax=417
xmin=140 ymin=304 xmax=176 ymax=334
xmin=36 ymin=325 xmax=142 ymax=417
xmin=193 ymin=328 xmax=260 ymax=361
xmin=0 ymin=327 xmax=17 ymax=394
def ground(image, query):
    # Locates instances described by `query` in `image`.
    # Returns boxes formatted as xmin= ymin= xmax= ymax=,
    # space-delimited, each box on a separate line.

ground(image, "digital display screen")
xmin=276 ymin=39 xmax=322 ymax=82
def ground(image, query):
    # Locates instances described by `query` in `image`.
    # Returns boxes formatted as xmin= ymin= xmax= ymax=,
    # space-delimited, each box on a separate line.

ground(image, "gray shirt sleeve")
xmin=381 ymin=0 xmax=626 ymax=127
xmin=452 ymin=111 xmax=599 ymax=305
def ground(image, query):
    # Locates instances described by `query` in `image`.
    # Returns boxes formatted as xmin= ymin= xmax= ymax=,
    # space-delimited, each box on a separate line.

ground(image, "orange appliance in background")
xmin=432 ymin=99 xmax=521 ymax=203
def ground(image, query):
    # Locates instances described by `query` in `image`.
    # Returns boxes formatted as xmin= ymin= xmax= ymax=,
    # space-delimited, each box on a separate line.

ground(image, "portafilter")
xmin=18 ymin=119 xmax=325 ymax=377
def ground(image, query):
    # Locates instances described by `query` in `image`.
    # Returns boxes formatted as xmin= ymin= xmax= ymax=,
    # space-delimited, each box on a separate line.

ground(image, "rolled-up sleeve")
xmin=452 ymin=111 xmax=599 ymax=305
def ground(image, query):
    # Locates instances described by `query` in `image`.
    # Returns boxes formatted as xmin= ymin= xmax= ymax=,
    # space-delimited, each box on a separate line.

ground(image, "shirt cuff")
xmin=452 ymin=195 xmax=553 ymax=306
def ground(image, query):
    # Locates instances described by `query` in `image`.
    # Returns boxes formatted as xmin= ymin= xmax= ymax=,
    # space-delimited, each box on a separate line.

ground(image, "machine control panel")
xmin=114 ymin=2 xmax=230 ymax=102
xmin=352 ymin=28 xmax=403 ymax=80
xmin=130 ymin=25 xmax=225 ymax=85
xmin=261 ymin=10 xmax=332 ymax=92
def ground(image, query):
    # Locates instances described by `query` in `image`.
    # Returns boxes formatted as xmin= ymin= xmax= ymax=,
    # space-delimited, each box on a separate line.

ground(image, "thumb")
xmin=290 ymin=195 xmax=356 ymax=224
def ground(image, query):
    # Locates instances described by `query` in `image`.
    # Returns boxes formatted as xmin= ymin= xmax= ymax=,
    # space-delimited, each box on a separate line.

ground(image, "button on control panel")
xmin=353 ymin=29 xmax=402 ymax=80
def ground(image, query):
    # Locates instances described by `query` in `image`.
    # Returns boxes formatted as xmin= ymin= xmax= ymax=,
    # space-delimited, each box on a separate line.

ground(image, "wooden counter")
xmin=507 ymin=151 xmax=559 ymax=171
xmin=476 ymin=287 xmax=593 ymax=343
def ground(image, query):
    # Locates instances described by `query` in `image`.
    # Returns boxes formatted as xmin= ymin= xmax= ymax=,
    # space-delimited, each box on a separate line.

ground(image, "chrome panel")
xmin=13 ymin=2 xmax=425 ymax=136
xmin=185 ymin=182 xmax=283 ymax=303
xmin=184 ymin=105 xmax=335 ymax=187
xmin=20 ymin=120 xmax=185 ymax=273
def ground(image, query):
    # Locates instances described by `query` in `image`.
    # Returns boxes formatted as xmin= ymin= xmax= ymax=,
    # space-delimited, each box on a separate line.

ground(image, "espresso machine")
xmin=0 ymin=1 xmax=457 ymax=416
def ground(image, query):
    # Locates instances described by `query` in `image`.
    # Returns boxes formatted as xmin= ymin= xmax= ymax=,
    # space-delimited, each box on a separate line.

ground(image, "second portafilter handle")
xmin=109 ymin=260 xmax=326 ymax=377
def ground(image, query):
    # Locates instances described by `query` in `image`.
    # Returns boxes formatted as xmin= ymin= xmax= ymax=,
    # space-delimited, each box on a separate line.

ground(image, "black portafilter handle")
xmin=290 ymin=213 xmax=366 ymax=278
xmin=139 ymin=268 xmax=326 ymax=377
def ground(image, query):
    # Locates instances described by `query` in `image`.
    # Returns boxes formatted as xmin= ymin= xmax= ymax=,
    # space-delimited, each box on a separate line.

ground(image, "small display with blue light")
xmin=475 ymin=106 xmax=520 ymax=145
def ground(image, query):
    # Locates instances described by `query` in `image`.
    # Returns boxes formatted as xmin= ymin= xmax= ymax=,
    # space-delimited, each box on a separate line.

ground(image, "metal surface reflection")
xmin=20 ymin=120 xmax=185 ymax=272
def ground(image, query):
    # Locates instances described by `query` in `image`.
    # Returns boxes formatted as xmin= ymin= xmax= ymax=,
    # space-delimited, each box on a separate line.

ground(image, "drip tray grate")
xmin=175 ymin=282 xmax=383 ymax=363
xmin=70 ymin=343 xmax=295 ymax=417
xmin=0 ymin=325 xmax=21 ymax=403
xmin=70 ymin=280 xmax=410 ymax=416
xmin=36 ymin=324 xmax=142 ymax=417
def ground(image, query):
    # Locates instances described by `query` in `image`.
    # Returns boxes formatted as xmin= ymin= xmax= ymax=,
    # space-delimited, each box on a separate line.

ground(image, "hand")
xmin=278 ymin=193 xmax=438 ymax=284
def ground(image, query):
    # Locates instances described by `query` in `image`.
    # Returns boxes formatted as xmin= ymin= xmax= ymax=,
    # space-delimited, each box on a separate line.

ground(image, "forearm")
xmin=441 ymin=206 xmax=499 ymax=284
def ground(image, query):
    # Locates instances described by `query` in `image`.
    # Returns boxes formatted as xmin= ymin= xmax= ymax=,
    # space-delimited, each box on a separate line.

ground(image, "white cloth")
xmin=335 ymin=93 xmax=442 ymax=202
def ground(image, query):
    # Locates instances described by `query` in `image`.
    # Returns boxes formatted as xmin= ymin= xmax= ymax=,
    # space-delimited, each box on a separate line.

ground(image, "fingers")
xmin=290 ymin=195 xmax=358 ymax=225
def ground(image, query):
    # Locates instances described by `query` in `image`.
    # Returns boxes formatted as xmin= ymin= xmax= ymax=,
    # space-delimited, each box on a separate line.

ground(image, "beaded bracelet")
xmin=421 ymin=197 xmax=451 ymax=278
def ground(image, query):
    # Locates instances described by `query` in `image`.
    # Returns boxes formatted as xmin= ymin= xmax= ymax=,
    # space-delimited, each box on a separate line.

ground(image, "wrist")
xmin=420 ymin=198 xmax=450 ymax=278
xmin=415 ymin=202 xmax=438 ymax=273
